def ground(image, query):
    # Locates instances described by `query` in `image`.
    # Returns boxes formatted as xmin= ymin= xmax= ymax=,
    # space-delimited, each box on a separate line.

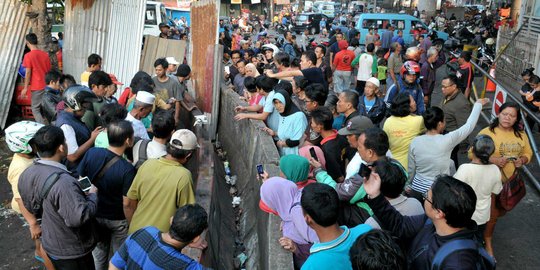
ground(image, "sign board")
xmin=231 ymin=0 xmax=241 ymax=4
xmin=492 ymin=85 xmax=507 ymax=117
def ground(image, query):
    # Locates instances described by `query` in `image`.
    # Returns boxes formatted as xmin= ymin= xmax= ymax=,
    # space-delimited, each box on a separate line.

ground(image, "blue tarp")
xmin=167 ymin=10 xmax=191 ymax=26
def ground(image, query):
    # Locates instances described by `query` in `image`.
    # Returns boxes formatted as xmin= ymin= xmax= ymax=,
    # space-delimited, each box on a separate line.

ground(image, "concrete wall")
xmin=204 ymin=87 xmax=292 ymax=269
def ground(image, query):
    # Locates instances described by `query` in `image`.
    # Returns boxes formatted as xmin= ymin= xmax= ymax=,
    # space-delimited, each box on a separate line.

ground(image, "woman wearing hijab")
xmin=263 ymin=89 xmax=308 ymax=156
xmin=280 ymin=154 xmax=315 ymax=189
xmin=298 ymin=146 xmax=326 ymax=179
xmin=259 ymin=177 xmax=319 ymax=268
xmin=245 ymin=63 xmax=261 ymax=77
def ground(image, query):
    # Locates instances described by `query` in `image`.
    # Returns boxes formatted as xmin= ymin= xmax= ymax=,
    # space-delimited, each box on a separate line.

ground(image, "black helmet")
xmin=63 ymin=85 xmax=98 ymax=111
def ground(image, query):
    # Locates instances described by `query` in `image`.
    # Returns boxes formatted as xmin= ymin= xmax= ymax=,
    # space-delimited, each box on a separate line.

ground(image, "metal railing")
xmin=467 ymin=57 xmax=540 ymax=191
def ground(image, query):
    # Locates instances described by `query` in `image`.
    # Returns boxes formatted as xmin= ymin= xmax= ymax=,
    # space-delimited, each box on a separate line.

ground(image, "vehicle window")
xmin=298 ymin=15 xmax=309 ymax=21
xmin=412 ymin=20 xmax=428 ymax=29
xmin=362 ymin=19 xmax=389 ymax=29
xmin=146 ymin=5 xmax=157 ymax=25
xmin=393 ymin=20 xmax=405 ymax=30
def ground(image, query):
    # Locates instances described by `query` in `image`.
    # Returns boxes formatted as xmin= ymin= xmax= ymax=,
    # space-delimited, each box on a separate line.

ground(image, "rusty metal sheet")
xmin=0 ymin=0 xmax=31 ymax=128
xmin=190 ymin=0 xmax=219 ymax=112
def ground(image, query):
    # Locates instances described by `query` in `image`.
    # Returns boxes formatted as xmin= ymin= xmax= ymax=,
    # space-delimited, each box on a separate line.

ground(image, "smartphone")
xmin=359 ymin=163 xmax=372 ymax=178
xmin=78 ymin=176 xmax=92 ymax=192
xmin=224 ymin=66 xmax=230 ymax=74
xmin=309 ymin=147 xmax=318 ymax=161
xmin=256 ymin=164 xmax=264 ymax=175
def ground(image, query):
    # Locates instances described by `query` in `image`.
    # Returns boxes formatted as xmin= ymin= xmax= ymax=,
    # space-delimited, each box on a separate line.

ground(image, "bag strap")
xmin=139 ymin=139 xmax=150 ymax=162
xmin=34 ymin=172 xmax=62 ymax=213
xmin=431 ymin=239 xmax=479 ymax=270
xmin=93 ymin=156 xmax=121 ymax=185
xmin=135 ymin=139 xmax=150 ymax=168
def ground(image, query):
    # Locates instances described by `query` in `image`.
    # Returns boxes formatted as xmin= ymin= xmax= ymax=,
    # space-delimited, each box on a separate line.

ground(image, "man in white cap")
xmin=358 ymin=77 xmax=387 ymax=126
xmin=125 ymin=129 xmax=199 ymax=234
xmin=125 ymin=91 xmax=154 ymax=140
xmin=166 ymin=57 xmax=180 ymax=76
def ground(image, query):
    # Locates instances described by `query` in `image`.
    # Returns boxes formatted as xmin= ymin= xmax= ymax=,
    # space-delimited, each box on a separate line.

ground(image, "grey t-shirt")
xmin=152 ymin=76 xmax=184 ymax=102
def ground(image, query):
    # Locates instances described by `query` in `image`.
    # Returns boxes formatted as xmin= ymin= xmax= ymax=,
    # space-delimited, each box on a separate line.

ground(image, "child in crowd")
xmin=377 ymin=58 xmax=388 ymax=96
xmin=301 ymin=183 xmax=371 ymax=270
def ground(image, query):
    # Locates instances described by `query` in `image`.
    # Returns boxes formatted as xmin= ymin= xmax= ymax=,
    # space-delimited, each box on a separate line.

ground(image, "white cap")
xmin=366 ymin=77 xmax=380 ymax=88
xmin=170 ymin=129 xmax=200 ymax=150
xmin=136 ymin=91 xmax=155 ymax=105
xmin=166 ymin=57 xmax=180 ymax=65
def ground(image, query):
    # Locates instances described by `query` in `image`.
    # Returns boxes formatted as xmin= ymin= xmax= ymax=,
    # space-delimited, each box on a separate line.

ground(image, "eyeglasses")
xmin=422 ymin=191 xmax=433 ymax=204
xmin=441 ymin=84 xmax=455 ymax=89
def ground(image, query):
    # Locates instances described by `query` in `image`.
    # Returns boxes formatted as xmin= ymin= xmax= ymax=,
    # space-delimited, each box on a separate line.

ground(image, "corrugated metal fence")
xmin=495 ymin=26 xmax=540 ymax=87
xmin=0 ymin=0 xmax=30 ymax=129
xmin=190 ymin=0 xmax=219 ymax=113
xmin=64 ymin=0 xmax=145 ymax=90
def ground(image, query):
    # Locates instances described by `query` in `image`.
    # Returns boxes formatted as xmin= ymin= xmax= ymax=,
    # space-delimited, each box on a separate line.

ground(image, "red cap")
xmin=109 ymin=74 xmax=123 ymax=85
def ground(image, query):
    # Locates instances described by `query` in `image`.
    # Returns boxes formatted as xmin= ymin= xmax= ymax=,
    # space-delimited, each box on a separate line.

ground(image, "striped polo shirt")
xmin=111 ymin=226 xmax=205 ymax=270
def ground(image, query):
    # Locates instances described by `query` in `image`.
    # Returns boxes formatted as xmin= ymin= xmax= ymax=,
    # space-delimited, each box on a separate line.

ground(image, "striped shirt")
xmin=110 ymin=227 xmax=205 ymax=270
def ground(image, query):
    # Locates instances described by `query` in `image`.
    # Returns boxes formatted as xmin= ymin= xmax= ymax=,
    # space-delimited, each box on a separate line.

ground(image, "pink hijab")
xmin=299 ymin=145 xmax=326 ymax=178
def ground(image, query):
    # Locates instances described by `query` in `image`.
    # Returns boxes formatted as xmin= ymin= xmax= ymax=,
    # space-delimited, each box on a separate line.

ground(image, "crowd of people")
xmin=222 ymin=7 xmax=535 ymax=270
xmin=7 ymin=33 xmax=208 ymax=270
xmin=3 ymin=4 xmax=538 ymax=269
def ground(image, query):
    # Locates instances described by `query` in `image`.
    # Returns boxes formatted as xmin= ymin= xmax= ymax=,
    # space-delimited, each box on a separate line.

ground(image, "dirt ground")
xmin=0 ymin=137 xmax=42 ymax=270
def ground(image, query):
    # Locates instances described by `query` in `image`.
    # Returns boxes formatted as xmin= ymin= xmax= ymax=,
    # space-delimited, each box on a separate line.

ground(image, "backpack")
xmin=431 ymin=239 xmax=496 ymax=270
xmin=134 ymin=138 xmax=151 ymax=169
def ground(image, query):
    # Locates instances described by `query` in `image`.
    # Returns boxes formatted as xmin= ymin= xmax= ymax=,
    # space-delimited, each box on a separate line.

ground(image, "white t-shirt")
xmin=132 ymin=139 xmax=167 ymax=166
xmin=346 ymin=151 xmax=394 ymax=179
xmin=356 ymin=53 xmax=374 ymax=81
xmin=126 ymin=113 xmax=150 ymax=140
xmin=454 ymin=163 xmax=503 ymax=225
xmin=60 ymin=124 xmax=79 ymax=155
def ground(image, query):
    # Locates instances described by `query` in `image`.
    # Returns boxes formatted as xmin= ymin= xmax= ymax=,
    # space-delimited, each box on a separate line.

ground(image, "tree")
xmin=22 ymin=0 xmax=64 ymax=69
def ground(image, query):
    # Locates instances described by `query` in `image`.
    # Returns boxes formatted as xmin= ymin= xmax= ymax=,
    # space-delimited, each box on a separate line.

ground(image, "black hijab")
xmin=273 ymin=89 xmax=300 ymax=117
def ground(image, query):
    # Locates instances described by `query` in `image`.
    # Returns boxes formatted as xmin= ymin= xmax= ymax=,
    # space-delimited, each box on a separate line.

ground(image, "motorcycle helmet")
xmin=262 ymin=44 xmax=280 ymax=57
xmin=400 ymin=61 xmax=421 ymax=78
xmin=485 ymin=38 xmax=495 ymax=45
xmin=5 ymin=121 xmax=44 ymax=154
xmin=63 ymin=85 xmax=99 ymax=111
xmin=405 ymin=46 xmax=421 ymax=62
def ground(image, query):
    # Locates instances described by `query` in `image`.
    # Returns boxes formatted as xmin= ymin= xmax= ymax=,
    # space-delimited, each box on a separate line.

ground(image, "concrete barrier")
xmin=204 ymin=87 xmax=293 ymax=269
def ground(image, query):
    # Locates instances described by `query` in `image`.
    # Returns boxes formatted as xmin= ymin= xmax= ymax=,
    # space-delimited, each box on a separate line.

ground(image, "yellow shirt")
xmin=80 ymin=71 xmax=92 ymax=87
xmin=7 ymin=154 xmax=34 ymax=213
xmin=478 ymin=127 xmax=533 ymax=181
xmin=383 ymin=115 xmax=426 ymax=168
xmin=127 ymin=157 xmax=195 ymax=233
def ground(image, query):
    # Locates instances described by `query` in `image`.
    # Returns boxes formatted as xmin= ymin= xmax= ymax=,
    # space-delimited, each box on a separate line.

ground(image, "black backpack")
xmin=431 ymin=238 xmax=496 ymax=270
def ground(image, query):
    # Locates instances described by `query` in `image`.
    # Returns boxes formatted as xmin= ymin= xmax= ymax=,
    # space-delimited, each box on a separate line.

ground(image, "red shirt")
xmin=22 ymin=49 xmax=51 ymax=91
xmin=333 ymin=50 xmax=356 ymax=71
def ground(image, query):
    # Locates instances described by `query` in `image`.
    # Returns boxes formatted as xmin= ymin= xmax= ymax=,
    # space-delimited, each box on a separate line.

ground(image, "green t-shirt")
xmin=377 ymin=66 xmax=388 ymax=80
xmin=127 ymin=158 xmax=195 ymax=233
xmin=94 ymin=131 xmax=109 ymax=149
xmin=81 ymin=99 xmax=106 ymax=130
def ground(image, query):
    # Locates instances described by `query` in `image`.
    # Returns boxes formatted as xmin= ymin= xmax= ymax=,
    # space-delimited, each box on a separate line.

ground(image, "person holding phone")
xmin=279 ymin=155 xmax=314 ymax=189
xmin=77 ymin=120 xmax=137 ymax=270
xmin=19 ymin=125 xmax=99 ymax=269
xmin=476 ymin=102 xmax=533 ymax=258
